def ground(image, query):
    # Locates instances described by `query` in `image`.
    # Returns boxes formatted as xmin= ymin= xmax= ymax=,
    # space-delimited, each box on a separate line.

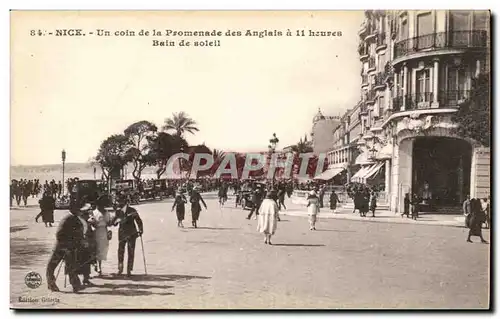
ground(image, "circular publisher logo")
xmin=25 ymin=271 xmax=42 ymax=289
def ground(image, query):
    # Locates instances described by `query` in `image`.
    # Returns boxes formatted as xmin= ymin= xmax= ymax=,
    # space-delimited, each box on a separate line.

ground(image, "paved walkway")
xmin=281 ymin=201 xmax=466 ymax=228
xmin=10 ymin=195 xmax=489 ymax=309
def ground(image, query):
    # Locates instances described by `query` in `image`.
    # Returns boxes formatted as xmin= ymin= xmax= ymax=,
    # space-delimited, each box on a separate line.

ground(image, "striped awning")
xmin=364 ymin=162 xmax=385 ymax=180
xmin=314 ymin=167 xmax=344 ymax=181
xmin=351 ymin=165 xmax=371 ymax=182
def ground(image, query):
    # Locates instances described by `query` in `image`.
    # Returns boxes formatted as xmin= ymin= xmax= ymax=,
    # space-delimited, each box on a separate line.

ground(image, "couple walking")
xmin=171 ymin=186 xmax=207 ymax=228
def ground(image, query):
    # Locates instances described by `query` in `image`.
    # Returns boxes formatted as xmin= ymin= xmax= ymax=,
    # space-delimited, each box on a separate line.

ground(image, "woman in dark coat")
xmin=172 ymin=190 xmax=187 ymax=227
xmin=38 ymin=191 xmax=56 ymax=227
xmin=189 ymin=186 xmax=207 ymax=228
xmin=467 ymin=198 xmax=488 ymax=243
xmin=330 ymin=190 xmax=339 ymax=212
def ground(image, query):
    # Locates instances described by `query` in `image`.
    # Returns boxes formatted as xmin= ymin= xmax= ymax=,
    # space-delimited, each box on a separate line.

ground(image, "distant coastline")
xmin=10 ymin=163 xmax=158 ymax=181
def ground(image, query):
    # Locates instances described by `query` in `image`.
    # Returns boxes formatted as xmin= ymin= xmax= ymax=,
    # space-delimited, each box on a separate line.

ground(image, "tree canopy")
xmin=452 ymin=72 xmax=490 ymax=147
xmin=162 ymin=112 xmax=199 ymax=137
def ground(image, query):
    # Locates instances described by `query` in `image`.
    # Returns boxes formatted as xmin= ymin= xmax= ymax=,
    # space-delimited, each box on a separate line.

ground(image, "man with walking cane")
xmin=112 ymin=194 xmax=144 ymax=277
xmin=46 ymin=203 xmax=87 ymax=293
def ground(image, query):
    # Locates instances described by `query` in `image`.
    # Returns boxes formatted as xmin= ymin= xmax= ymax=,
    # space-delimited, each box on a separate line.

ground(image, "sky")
xmin=11 ymin=11 xmax=364 ymax=166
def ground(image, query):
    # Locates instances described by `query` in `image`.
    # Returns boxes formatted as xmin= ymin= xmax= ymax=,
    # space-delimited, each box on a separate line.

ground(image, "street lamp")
xmin=61 ymin=149 xmax=66 ymax=195
xmin=268 ymin=133 xmax=280 ymax=183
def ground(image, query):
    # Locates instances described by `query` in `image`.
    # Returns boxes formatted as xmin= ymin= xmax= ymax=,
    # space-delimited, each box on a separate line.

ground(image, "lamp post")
xmin=268 ymin=133 xmax=280 ymax=184
xmin=61 ymin=149 xmax=66 ymax=195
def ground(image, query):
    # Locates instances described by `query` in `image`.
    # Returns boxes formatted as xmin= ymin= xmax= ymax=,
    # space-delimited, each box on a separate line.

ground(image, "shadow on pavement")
xmin=76 ymin=289 xmax=174 ymax=296
xmin=100 ymin=274 xmax=211 ymax=282
xmin=314 ymin=229 xmax=356 ymax=233
xmin=96 ymin=282 xmax=174 ymax=290
xmin=10 ymin=225 xmax=29 ymax=233
xmin=195 ymin=227 xmax=238 ymax=231
xmin=10 ymin=238 xmax=50 ymax=269
xmin=272 ymin=244 xmax=325 ymax=247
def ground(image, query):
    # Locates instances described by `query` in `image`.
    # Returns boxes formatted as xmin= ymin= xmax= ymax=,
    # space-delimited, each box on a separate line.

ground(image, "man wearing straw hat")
xmin=112 ymin=194 xmax=144 ymax=277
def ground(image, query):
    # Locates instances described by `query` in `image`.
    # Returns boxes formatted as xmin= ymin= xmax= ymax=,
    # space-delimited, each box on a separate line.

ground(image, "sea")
xmin=10 ymin=163 xmax=163 ymax=182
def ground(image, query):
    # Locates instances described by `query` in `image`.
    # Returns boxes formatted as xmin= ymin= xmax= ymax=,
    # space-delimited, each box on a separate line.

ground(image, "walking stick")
xmin=139 ymin=234 xmax=148 ymax=275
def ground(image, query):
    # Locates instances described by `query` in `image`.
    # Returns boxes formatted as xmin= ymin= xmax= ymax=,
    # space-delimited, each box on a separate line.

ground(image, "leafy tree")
xmin=182 ymin=144 xmax=212 ymax=179
xmin=149 ymin=132 xmax=188 ymax=179
xmin=162 ymin=112 xmax=199 ymax=137
xmin=123 ymin=120 xmax=158 ymax=180
xmin=452 ymin=72 xmax=490 ymax=147
xmin=95 ymin=134 xmax=133 ymax=181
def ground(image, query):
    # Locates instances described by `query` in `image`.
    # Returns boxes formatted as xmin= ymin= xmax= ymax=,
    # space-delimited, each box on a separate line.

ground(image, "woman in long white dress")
xmin=89 ymin=195 xmax=113 ymax=276
xmin=257 ymin=190 xmax=279 ymax=245
xmin=307 ymin=190 xmax=320 ymax=230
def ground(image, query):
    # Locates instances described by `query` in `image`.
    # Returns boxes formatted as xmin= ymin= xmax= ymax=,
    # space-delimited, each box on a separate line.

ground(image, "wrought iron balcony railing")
xmin=438 ymin=90 xmax=471 ymax=107
xmin=391 ymin=90 xmax=471 ymax=112
xmin=394 ymin=31 xmax=487 ymax=60
xmin=384 ymin=62 xmax=394 ymax=83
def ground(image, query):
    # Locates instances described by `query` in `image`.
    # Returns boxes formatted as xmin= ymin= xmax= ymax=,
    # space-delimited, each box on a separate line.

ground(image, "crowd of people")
xmin=10 ymin=179 xmax=63 ymax=206
xmin=10 ymin=173 xmax=488 ymax=293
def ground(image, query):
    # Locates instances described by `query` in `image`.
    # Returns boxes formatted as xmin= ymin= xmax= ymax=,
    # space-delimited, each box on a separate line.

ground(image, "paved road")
xmin=10 ymin=196 xmax=490 ymax=309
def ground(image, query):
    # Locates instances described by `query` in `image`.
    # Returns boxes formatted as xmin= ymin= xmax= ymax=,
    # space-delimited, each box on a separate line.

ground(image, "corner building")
xmin=352 ymin=10 xmax=490 ymax=213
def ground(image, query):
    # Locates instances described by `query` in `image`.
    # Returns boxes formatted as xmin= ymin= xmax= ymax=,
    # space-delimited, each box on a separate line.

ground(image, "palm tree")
xmin=212 ymin=149 xmax=226 ymax=163
xmin=162 ymin=112 xmax=199 ymax=137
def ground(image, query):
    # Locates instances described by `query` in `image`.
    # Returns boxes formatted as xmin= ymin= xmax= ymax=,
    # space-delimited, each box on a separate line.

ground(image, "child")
xmin=402 ymin=193 xmax=410 ymax=218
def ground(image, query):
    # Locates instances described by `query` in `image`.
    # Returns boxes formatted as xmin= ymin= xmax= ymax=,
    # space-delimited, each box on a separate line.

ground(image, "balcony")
xmin=365 ymin=23 xmax=377 ymax=42
xmin=366 ymin=89 xmax=377 ymax=105
xmin=367 ymin=56 xmax=376 ymax=73
xmin=358 ymin=45 xmax=369 ymax=61
xmin=361 ymin=74 xmax=369 ymax=88
xmin=394 ymin=30 xmax=488 ymax=61
xmin=392 ymin=95 xmax=403 ymax=112
xmin=438 ymin=90 xmax=471 ymax=107
xmin=391 ymin=90 xmax=470 ymax=113
xmin=360 ymin=103 xmax=368 ymax=115
xmin=375 ymin=32 xmax=387 ymax=52
xmin=358 ymin=22 xmax=368 ymax=37
xmin=373 ymin=72 xmax=386 ymax=90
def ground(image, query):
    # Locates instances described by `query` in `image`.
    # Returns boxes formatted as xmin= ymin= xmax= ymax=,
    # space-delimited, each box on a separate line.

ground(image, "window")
xmin=416 ymin=13 xmax=433 ymax=49
xmin=400 ymin=16 xmax=409 ymax=40
xmin=448 ymin=67 xmax=467 ymax=96
xmin=398 ymin=72 xmax=405 ymax=96
xmin=416 ymin=69 xmax=431 ymax=102
xmin=450 ymin=11 xmax=471 ymax=46
xmin=379 ymin=96 xmax=385 ymax=115
xmin=473 ymin=11 xmax=488 ymax=31
xmin=450 ymin=11 xmax=471 ymax=31
xmin=378 ymin=53 xmax=386 ymax=71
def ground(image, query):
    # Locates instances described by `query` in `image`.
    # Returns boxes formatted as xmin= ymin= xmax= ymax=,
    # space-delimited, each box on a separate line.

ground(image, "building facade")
xmin=322 ymin=10 xmax=490 ymax=213
xmin=311 ymin=109 xmax=341 ymax=156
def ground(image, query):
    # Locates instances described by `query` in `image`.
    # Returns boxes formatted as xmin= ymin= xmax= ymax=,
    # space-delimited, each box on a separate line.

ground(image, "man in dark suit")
xmin=113 ymin=196 xmax=144 ymax=276
xmin=46 ymin=204 xmax=87 ymax=293
xmin=247 ymin=185 xmax=264 ymax=220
